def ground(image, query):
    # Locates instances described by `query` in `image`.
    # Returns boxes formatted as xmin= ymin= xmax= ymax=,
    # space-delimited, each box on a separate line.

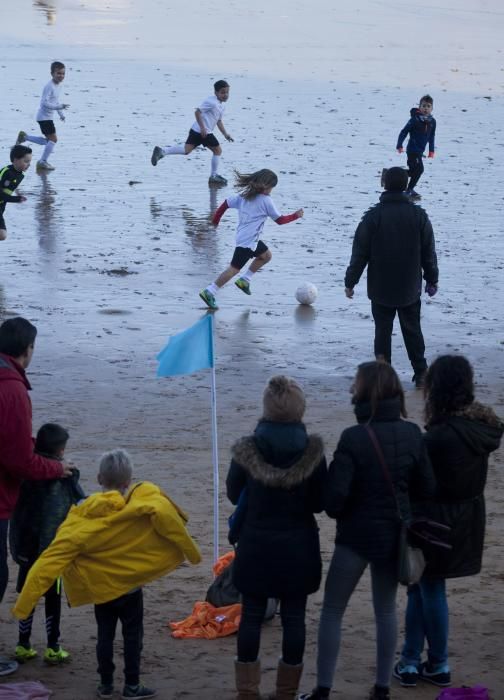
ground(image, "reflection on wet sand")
xmin=35 ymin=172 xmax=59 ymax=256
xmin=294 ymin=304 xmax=317 ymax=325
xmin=33 ymin=0 xmax=57 ymax=25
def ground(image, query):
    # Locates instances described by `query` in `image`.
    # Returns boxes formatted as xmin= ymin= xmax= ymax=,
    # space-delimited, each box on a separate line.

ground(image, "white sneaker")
xmin=36 ymin=160 xmax=55 ymax=171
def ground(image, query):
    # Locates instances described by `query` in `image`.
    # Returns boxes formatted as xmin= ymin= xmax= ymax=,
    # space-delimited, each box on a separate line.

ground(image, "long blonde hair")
xmin=234 ymin=169 xmax=278 ymax=200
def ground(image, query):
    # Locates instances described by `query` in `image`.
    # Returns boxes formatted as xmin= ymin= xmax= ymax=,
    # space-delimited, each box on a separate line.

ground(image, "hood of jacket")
xmin=436 ymin=401 xmax=503 ymax=455
xmin=410 ymin=107 xmax=434 ymax=124
xmin=232 ymin=424 xmax=324 ymax=489
xmin=0 ymin=353 xmax=31 ymax=390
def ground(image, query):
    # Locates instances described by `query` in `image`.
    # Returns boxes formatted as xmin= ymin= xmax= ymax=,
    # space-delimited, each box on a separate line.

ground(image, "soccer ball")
xmin=295 ymin=282 xmax=318 ymax=306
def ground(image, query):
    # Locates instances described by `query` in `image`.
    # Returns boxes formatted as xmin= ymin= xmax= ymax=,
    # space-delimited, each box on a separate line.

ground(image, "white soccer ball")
xmin=295 ymin=282 xmax=318 ymax=306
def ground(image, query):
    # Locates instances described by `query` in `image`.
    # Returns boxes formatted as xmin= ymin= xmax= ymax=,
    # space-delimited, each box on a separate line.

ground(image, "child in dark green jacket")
xmin=9 ymin=423 xmax=84 ymax=665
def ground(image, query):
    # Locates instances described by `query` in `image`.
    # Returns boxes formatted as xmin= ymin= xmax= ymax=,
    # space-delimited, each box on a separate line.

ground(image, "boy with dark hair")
xmin=16 ymin=61 xmax=70 ymax=172
xmin=396 ymin=94 xmax=436 ymax=200
xmin=10 ymin=423 xmax=83 ymax=665
xmin=0 ymin=145 xmax=32 ymax=241
xmin=151 ymin=79 xmax=233 ymax=185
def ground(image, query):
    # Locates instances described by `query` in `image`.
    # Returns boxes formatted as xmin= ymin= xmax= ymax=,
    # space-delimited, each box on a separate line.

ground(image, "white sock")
xmin=41 ymin=141 xmax=55 ymax=162
xmin=25 ymin=134 xmax=47 ymax=145
xmin=211 ymin=154 xmax=220 ymax=176
xmin=162 ymin=145 xmax=186 ymax=155
xmin=207 ymin=283 xmax=219 ymax=295
xmin=241 ymin=269 xmax=255 ymax=282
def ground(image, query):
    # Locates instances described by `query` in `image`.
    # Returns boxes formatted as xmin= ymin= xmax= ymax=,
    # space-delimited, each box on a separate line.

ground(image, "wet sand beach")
xmin=0 ymin=1 xmax=503 ymax=697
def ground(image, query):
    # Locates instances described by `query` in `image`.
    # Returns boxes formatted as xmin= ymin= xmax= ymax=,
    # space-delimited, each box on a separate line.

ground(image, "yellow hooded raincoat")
xmin=13 ymin=481 xmax=201 ymax=620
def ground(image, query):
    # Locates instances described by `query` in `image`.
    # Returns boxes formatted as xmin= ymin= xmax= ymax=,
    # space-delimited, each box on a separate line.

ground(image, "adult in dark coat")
xmin=300 ymin=361 xmax=435 ymax=700
xmin=395 ymin=355 xmax=503 ymax=689
xmin=344 ymin=167 xmax=439 ymax=388
xmin=226 ymin=375 xmax=327 ymax=700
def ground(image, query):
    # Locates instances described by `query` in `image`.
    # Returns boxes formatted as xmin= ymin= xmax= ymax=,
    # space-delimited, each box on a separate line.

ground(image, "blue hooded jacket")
xmin=397 ymin=108 xmax=436 ymax=154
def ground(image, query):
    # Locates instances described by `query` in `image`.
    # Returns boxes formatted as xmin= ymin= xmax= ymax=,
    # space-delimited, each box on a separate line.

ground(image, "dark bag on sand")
xmin=206 ymin=560 xmax=241 ymax=607
xmin=205 ymin=560 xmax=277 ymax=621
xmin=365 ymin=425 xmax=426 ymax=586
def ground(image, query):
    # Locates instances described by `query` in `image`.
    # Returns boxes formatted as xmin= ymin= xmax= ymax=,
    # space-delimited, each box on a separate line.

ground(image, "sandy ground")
xmin=0 ymin=1 xmax=503 ymax=698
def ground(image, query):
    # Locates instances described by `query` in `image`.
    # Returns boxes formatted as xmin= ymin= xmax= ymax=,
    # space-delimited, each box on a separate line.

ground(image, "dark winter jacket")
xmin=326 ymin=398 xmax=436 ymax=563
xmin=9 ymin=466 xmax=85 ymax=567
xmin=344 ymin=192 xmax=438 ymax=307
xmin=417 ymin=402 xmax=503 ymax=579
xmin=226 ymin=420 xmax=326 ymax=598
xmin=397 ymin=108 xmax=436 ymax=154
xmin=0 ymin=354 xmax=64 ymax=519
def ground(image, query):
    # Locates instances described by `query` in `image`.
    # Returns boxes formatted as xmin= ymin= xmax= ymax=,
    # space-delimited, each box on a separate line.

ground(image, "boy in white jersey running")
xmin=16 ymin=61 xmax=70 ymax=172
xmin=199 ymin=169 xmax=303 ymax=310
xmin=151 ymin=80 xmax=233 ymax=185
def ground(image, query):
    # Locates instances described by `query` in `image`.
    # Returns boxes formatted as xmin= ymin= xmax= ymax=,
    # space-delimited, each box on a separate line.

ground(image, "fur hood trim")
xmin=454 ymin=401 xmax=503 ymax=428
xmin=231 ymin=434 xmax=324 ymax=488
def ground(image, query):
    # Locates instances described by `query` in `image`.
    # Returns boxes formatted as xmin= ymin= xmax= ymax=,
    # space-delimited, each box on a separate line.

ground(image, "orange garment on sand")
xmin=213 ymin=550 xmax=235 ymax=576
xmin=169 ymin=601 xmax=241 ymax=639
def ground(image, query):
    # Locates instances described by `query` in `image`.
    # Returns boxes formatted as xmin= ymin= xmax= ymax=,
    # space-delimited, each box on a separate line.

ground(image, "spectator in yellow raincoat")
xmin=13 ymin=449 xmax=201 ymax=700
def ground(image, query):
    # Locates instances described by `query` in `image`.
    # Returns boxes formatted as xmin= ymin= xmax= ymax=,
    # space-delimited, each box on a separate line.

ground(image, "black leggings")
xmin=238 ymin=594 xmax=307 ymax=665
xmin=407 ymin=153 xmax=424 ymax=190
xmin=17 ymin=564 xmax=62 ymax=649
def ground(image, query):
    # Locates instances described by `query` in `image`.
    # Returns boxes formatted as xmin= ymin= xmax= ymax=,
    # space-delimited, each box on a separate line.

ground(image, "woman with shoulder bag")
xmin=394 ymin=356 xmax=503 ymax=689
xmin=226 ymin=376 xmax=327 ymax=700
xmin=300 ymin=361 xmax=435 ymax=700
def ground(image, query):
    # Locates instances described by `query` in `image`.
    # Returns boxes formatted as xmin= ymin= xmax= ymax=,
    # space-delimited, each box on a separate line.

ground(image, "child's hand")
xmin=428 ymin=151 xmax=435 ymax=158
xmin=224 ymin=133 xmax=234 ymax=142
xmin=397 ymin=147 xmax=404 ymax=154
xmin=60 ymin=462 xmax=75 ymax=477
xmin=19 ymin=196 xmax=27 ymax=203
xmin=59 ymin=114 xmax=65 ymax=121
xmin=62 ymin=104 xmax=70 ymax=110
xmin=295 ymin=209 xmax=304 ymax=219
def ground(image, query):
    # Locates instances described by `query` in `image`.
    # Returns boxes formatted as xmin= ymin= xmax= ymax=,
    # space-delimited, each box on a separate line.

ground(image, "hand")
xmin=62 ymin=104 xmax=70 ymax=110
xmin=19 ymin=195 xmax=27 ymax=203
xmin=425 ymin=283 xmax=438 ymax=297
xmin=59 ymin=114 xmax=65 ymax=121
xmin=295 ymin=208 xmax=304 ymax=218
xmin=428 ymin=151 xmax=435 ymax=158
xmin=397 ymin=147 xmax=404 ymax=154
xmin=345 ymin=287 xmax=354 ymax=298
xmin=60 ymin=462 xmax=74 ymax=477
xmin=224 ymin=133 xmax=234 ymax=142
xmin=200 ymin=128 xmax=208 ymax=139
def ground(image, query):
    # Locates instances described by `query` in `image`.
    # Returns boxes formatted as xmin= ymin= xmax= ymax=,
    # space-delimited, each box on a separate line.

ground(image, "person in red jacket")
xmin=0 ymin=316 xmax=72 ymax=676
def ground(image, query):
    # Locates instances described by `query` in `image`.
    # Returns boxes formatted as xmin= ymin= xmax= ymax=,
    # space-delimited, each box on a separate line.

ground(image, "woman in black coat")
xmin=226 ymin=375 xmax=327 ymax=700
xmin=395 ymin=355 xmax=503 ymax=689
xmin=300 ymin=361 xmax=435 ymax=700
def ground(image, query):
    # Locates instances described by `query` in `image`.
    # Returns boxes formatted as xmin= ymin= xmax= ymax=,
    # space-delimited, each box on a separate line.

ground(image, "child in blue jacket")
xmin=396 ymin=95 xmax=436 ymax=200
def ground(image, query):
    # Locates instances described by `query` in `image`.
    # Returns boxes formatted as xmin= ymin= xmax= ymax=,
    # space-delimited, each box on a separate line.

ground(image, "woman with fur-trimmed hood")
xmin=395 ymin=355 xmax=503 ymax=689
xmin=226 ymin=375 xmax=327 ymax=700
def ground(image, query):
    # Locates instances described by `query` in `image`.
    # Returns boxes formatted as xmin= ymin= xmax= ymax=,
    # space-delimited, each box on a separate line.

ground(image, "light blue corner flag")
xmin=157 ymin=315 xmax=214 ymax=377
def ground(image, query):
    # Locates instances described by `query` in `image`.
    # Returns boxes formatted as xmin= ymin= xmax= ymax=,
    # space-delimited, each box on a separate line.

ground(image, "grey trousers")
xmin=317 ymin=544 xmax=398 ymax=689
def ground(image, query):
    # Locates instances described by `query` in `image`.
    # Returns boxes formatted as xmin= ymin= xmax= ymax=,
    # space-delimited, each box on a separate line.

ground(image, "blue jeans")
xmin=401 ymin=577 xmax=449 ymax=669
xmin=317 ymin=545 xmax=398 ymax=689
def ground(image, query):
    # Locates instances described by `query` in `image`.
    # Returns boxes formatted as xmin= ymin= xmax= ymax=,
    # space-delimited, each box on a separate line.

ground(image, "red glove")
xmin=397 ymin=147 xmax=404 ymax=154
xmin=428 ymin=151 xmax=435 ymax=158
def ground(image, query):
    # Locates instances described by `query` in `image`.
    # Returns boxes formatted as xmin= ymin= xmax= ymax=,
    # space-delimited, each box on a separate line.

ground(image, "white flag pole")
xmin=209 ymin=315 xmax=219 ymax=563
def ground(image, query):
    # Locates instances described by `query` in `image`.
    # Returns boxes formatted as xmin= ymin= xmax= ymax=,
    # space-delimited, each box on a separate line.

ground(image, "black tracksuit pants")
xmin=407 ymin=152 xmax=424 ymax=190
xmin=94 ymin=589 xmax=144 ymax=687
xmin=371 ymin=299 xmax=427 ymax=375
